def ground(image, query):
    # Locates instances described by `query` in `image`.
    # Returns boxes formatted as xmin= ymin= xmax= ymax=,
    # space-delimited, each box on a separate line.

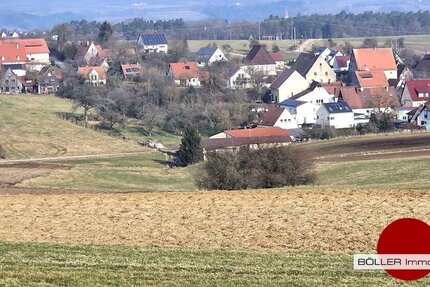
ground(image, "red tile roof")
xmin=355 ymin=70 xmax=388 ymax=88
xmin=19 ymin=38 xmax=49 ymax=54
xmin=0 ymin=40 xmax=26 ymax=64
xmin=225 ymin=127 xmax=289 ymax=138
xmin=0 ymin=38 xmax=49 ymax=64
xmin=338 ymin=87 xmax=363 ymax=109
xmin=270 ymin=52 xmax=285 ymax=62
xmin=334 ymin=55 xmax=350 ymax=68
xmin=95 ymin=45 xmax=112 ymax=58
xmin=77 ymin=66 xmax=107 ymax=80
xmin=352 ymin=48 xmax=396 ymax=71
xmin=404 ymin=79 xmax=430 ymax=102
xmin=169 ymin=62 xmax=201 ymax=79
xmin=339 ymin=86 xmax=399 ymax=109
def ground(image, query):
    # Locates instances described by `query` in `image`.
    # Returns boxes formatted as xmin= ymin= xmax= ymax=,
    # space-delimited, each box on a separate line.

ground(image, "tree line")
xmin=49 ymin=10 xmax=430 ymax=43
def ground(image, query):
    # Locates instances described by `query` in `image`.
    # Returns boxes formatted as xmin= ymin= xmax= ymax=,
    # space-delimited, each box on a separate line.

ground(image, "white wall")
xmin=273 ymin=109 xmax=298 ymax=129
xmin=317 ymin=107 xmax=354 ymax=129
xmin=273 ymin=71 xmax=309 ymax=103
xmin=294 ymin=87 xmax=335 ymax=106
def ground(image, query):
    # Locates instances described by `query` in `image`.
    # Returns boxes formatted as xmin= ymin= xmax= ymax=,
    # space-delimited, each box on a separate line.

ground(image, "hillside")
xmin=0 ymin=95 xmax=145 ymax=159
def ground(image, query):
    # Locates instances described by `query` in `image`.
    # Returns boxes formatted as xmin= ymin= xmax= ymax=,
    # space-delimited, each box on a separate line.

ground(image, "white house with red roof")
xmin=400 ymin=79 xmax=430 ymax=107
xmin=77 ymin=66 xmax=107 ymax=86
xmin=168 ymin=62 xmax=209 ymax=87
xmin=0 ymin=38 xmax=50 ymax=71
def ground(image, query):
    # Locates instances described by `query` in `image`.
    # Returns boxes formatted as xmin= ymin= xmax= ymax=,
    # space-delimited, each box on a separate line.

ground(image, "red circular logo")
xmin=377 ymin=218 xmax=430 ymax=281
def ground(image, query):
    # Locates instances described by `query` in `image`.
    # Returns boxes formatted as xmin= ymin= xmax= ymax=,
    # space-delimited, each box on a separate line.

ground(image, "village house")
xmin=270 ymin=52 xmax=285 ymax=70
xmin=348 ymin=48 xmax=397 ymax=85
xmin=409 ymin=102 xmax=430 ymax=130
xmin=77 ymin=66 xmax=107 ymax=86
xmin=137 ymin=33 xmax=168 ymax=53
xmin=336 ymin=86 xmax=399 ymax=117
xmin=270 ymin=69 xmax=309 ymax=103
xmin=258 ymin=106 xmax=298 ymax=129
xmin=392 ymin=64 xmax=413 ymax=90
xmin=395 ymin=106 xmax=415 ymax=122
xmin=188 ymin=46 xmax=228 ymax=67
xmin=316 ymin=102 xmax=354 ymax=129
xmin=167 ymin=62 xmax=208 ymax=87
xmin=75 ymin=41 xmax=98 ymax=64
xmin=313 ymin=47 xmax=332 ymax=59
xmin=290 ymin=85 xmax=336 ymax=106
xmin=121 ymin=63 xmax=142 ymax=80
xmin=278 ymin=99 xmax=317 ymax=128
xmin=37 ymin=66 xmax=63 ymax=94
xmin=224 ymin=67 xmax=252 ymax=89
xmin=400 ymin=79 xmax=430 ymax=107
xmin=332 ymin=55 xmax=351 ymax=73
xmin=75 ymin=41 xmax=111 ymax=69
xmin=0 ymin=68 xmax=24 ymax=93
xmin=291 ymin=52 xmax=336 ymax=84
xmin=243 ymin=45 xmax=276 ymax=76
xmin=0 ymin=38 xmax=50 ymax=71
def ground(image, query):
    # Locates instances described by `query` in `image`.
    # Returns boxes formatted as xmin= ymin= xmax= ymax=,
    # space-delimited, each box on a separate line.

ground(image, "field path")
xmin=0 ymin=151 xmax=151 ymax=164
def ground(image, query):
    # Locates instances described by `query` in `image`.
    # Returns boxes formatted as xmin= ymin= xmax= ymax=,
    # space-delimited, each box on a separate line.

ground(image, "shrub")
xmin=196 ymin=146 xmax=316 ymax=190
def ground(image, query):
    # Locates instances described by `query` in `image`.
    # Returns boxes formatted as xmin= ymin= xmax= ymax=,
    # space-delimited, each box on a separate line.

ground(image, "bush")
xmin=196 ymin=146 xmax=316 ymax=190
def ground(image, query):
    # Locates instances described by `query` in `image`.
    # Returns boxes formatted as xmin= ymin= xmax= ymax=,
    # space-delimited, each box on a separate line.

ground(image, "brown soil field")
xmin=0 ymin=188 xmax=428 ymax=253
xmin=301 ymin=133 xmax=430 ymax=162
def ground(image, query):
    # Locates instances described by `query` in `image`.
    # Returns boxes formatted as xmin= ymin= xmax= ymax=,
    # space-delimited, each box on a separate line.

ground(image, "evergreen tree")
xmin=177 ymin=124 xmax=203 ymax=166
xmin=98 ymin=21 xmax=113 ymax=43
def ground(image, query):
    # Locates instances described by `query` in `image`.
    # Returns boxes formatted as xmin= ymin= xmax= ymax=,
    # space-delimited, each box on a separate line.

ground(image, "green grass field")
xmin=17 ymin=153 xmax=196 ymax=192
xmin=188 ymin=34 xmax=430 ymax=56
xmin=0 ymin=242 xmax=427 ymax=287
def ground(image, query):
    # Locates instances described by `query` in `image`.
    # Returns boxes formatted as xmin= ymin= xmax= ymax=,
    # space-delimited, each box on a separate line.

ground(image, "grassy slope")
xmin=0 ymin=242 xmax=427 ymax=287
xmin=17 ymin=154 xmax=196 ymax=192
xmin=0 ymin=95 xmax=144 ymax=159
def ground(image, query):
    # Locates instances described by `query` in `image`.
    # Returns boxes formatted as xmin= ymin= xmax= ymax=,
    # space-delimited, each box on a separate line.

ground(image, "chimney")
xmin=86 ymin=41 xmax=90 ymax=47
xmin=16 ymin=43 xmax=19 ymax=49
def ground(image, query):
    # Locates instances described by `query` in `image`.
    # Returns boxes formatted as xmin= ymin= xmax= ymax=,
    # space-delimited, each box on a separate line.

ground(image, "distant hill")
xmin=0 ymin=10 xmax=82 ymax=30
xmin=0 ymin=0 xmax=429 ymax=30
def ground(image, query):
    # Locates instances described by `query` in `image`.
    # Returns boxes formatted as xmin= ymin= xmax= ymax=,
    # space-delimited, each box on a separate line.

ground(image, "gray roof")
xmin=270 ymin=69 xmax=295 ymax=89
xmin=139 ymin=33 xmax=167 ymax=45
xmin=291 ymin=53 xmax=319 ymax=77
xmin=189 ymin=46 xmax=219 ymax=62
xmin=323 ymin=102 xmax=352 ymax=113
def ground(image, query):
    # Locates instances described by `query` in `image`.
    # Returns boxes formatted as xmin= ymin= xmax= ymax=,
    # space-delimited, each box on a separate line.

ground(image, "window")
xmin=325 ymin=71 xmax=328 ymax=76
xmin=314 ymin=72 xmax=317 ymax=76
xmin=330 ymin=117 xmax=335 ymax=120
